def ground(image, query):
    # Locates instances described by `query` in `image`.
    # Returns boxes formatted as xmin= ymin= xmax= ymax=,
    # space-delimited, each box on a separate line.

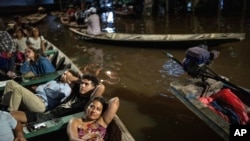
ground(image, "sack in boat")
xmin=212 ymin=88 xmax=249 ymax=125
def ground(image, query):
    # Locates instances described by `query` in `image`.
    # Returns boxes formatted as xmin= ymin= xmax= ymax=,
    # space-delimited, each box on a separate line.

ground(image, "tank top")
xmin=78 ymin=120 xmax=107 ymax=140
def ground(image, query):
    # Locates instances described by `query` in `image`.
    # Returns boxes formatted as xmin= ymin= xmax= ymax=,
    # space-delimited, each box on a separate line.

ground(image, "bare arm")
xmin=67 ymin=118 xmax=82 ymax=141
xmin=90 ymin=84 xmax=105 ymax=99
xmin=101 ymin=97 xmax=120 ymax=126
xmin=13 ymin=121 xmax=27 ymax=141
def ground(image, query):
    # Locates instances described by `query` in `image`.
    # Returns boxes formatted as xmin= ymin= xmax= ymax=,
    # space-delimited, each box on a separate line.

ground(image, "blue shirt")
xmin=35 ymin=80 xmax=72 ymax=109
xmin=20 ymin=56 xmax=56 ymax=75
xmin=0 ymin=111 xmax=17 ymax=141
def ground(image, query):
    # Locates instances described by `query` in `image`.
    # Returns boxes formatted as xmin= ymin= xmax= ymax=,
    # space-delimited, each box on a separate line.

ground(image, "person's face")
xmin=16 ymin=30 xmax=23 ymax=38
xmin=24 ymin=48 xmax=35 ymax=59
xmin=86 ymin=100 xmax=103 ymax=120
xmin=79 ymin=79 xmax=95 ymax=94
xmin=32 ymin=28 xmax=39 ymax=37
xmin=60 ymin=71 xmax=77 ymax=84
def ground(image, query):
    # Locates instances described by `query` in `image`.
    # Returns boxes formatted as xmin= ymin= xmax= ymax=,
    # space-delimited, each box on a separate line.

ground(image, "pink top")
xmin=78 ymin=120 xmax=106 ymax=140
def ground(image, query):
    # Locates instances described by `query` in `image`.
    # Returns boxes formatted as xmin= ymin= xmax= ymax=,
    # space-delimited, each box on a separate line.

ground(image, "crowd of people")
xmin=0 ymin=16 xmax=55 ymax=79
xmin=65 ymin=3 xmax=102 ymax=35
xmin=0 ymin=6 xmax=119 ymax=140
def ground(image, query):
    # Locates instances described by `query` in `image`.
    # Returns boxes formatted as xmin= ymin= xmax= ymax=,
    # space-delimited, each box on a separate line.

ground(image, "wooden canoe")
xmin=169 ymin=78 xmax=250 ymax=141
xmin=21 ymin=13 xmax=48 ymax=25
xmin=60 ymin=16 xmax=87 ymax=28
xmin=114 ymin=10 xmax=135 ymax=16
xmin=69 ymin=27 xmax=245 ymax=47
xmin=8 ymin=40 xmax=135 ymax=141
xmin=50 ymin=11 xmax=66 ymax=18
xmin=7 ymin=13 xmax=47 ymax=30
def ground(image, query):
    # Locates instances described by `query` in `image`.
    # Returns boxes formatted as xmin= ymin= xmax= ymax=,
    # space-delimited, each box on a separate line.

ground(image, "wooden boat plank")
xmin=23 ymin=112 xmax=84 ymax=138
xmin=0 ymin=70 xmax=64 ymax=92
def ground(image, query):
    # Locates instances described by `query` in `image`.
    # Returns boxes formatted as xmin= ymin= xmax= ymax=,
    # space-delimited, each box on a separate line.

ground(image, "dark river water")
xmin=3 ymin=10 xmax=250 ymax=141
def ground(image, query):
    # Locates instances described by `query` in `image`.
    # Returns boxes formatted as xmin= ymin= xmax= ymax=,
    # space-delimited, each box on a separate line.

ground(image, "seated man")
xmin=85 ymin=7 xmax=101 ymax=35
xmin=182 ymin=45 xmax=220 ymax=78
xmin=1 ymin=69 xmax=80 ymax=112
xmin=11 ymin=74 xmax=105 ymax=124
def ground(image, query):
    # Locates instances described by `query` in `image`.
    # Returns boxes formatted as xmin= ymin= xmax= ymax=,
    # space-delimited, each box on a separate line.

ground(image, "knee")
xmin=6 ymin=80 xmax=18 ymax=87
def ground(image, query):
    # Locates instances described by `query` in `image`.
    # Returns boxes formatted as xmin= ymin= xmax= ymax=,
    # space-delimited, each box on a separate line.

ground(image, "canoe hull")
xmin=69 ymin=28 xmax=245 ymax=47
xmin=170 ymin=78 xmax=250 ymax=141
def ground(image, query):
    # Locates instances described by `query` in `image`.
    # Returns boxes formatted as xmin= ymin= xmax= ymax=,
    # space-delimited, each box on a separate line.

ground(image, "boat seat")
xmin=64 ymin=63 xmax=71 ymax=70
xmin=50 ymin=51 xmax=59 ymax=68
xmin=56 ymin=57 xmax=65 ymax=71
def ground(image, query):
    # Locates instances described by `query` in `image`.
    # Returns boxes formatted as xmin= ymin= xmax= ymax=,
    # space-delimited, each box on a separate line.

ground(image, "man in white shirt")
xmin=85 ymin=7 xmax=101 ymax=35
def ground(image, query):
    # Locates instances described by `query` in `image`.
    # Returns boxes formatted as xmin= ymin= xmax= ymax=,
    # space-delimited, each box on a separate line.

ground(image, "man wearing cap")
xmin=85 ymin=7 xmax=101 ymax=35
xmin=182 ymin=45 xmax=220 ymax=77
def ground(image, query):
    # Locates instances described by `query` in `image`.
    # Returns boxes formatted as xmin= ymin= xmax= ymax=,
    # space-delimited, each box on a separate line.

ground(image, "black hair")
xmin=85 ymin=96 xmax=108 ymax=115
xmin=81 ymin=74 xmax=99 ymax=87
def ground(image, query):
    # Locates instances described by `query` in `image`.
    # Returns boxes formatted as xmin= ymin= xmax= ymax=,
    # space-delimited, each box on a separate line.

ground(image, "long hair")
xmin=26 ymin=46 xmax=41 ymax=63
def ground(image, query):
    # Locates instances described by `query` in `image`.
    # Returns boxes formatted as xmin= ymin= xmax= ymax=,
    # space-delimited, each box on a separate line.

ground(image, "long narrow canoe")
xmin=21 ymin=13 xmax=48 ymax=25
xmin=69 ymin=27 xmax=245 ymax=47
xmin=7 ymin=13 xmax=47 ymax=30
xmin=169 ymin=78 xmax=250 ymax=141
xmin=19 ymin=40 xmax=135 ymax=141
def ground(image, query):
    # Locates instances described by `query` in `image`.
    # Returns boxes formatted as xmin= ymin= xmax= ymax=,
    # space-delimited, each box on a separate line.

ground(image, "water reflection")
xmin=160 ymin=59 xmax=185 ymax=77
xmin=5 ymin=7 xmax=248 ymax=140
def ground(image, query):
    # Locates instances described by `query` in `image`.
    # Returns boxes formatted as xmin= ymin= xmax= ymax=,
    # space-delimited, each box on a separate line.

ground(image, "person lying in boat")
xmin=182 ymin=45 xmax=220 ymax=78
xmin=67 ymin=96 xmax=119 ymax=141
xmin=0 ymin=110 xmax=27 ymax=141
xmin=11 ymin=74 xmax=105 ymax=124
xmin=0 ymin=18 xmax=17 ymax=78
xmin=85 ymin=7 xmax=101 ymax=35
xmin=20 ymin=46 xmax=55 ymax=77
xmin=1 ymin=69 xmax=80 ymax=113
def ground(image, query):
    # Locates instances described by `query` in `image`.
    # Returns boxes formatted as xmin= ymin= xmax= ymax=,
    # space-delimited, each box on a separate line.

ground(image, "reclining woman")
xmin=11 ymin=74 xmax=105 ymax=124
xmin=20 ymin=45 xmax=55 ymax=77
xmin=1 ymin=69 xmax=80 ymax=112
xmin=67 ymin=96 xmax=119 ymax=141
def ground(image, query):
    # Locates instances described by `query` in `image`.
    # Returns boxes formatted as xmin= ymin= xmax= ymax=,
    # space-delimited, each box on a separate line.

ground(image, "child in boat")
xmin=10 ymin=74 xmax=105 ymax=124
xmin=1 ymin=69 xmax=80 ymax=113
xmin=67 ymin=96 xmax=119 ymax=141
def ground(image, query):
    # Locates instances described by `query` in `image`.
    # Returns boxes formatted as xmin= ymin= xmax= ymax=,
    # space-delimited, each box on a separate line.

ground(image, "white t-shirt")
xmin=28 ymin=36 xmax=44 ymax=50
xmin=14 ymin=37 xmax=27 ymax=53
xmin=0 ymin=111 xmax=17 ymax=141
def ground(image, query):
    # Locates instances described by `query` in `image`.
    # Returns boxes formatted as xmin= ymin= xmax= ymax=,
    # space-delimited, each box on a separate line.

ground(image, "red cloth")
xmin=200 ymin=88 xmax=249 ymax=125
xmin=212 ymin=88 xmax=249 ymax=125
